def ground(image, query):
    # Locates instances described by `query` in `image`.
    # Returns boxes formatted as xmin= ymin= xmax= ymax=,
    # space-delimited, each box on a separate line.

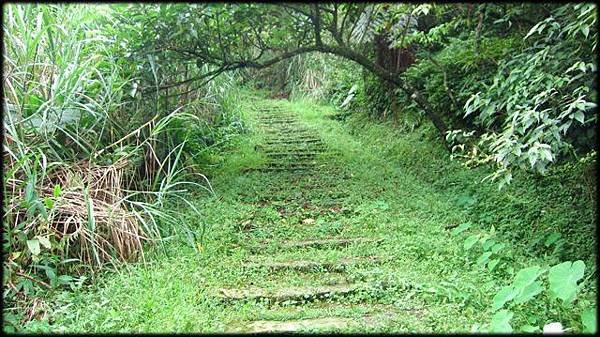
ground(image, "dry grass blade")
xmin=5 ymin=158 xmax=149 ymax=267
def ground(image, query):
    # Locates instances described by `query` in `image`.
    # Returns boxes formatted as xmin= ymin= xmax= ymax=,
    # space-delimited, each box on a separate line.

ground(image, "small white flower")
xmin=543 ymin=322 xmax=564 ymax=334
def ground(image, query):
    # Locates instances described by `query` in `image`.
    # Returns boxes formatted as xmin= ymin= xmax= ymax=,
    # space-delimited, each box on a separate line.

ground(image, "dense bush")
xmin=2 ymin=4 xmax=245 ymax=325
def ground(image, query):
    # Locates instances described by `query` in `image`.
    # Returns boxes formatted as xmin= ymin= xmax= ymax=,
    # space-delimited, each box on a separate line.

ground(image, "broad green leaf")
xmin=464 ymin=235 xmax=479 ymax=250
xmin=581 ymin=25 xmax=589 ymax=38
xmin=27 ymin=239 xmax=41 ymax=256
xmin=58 ymin=275 xmax=75 ymax=283
xmin=451 ymin=222 xmax=471 ymax=236
xmin=574 ymin=111 xmax=585 ymax=124
xmin=581 ymin=307 xmax=596 ymax=333
xmin=37 ymin=236 xmax=51 ymax=249
xmin=477 ymin=252 xmax=493 ymax=267
xmin=487 ymin=258 xmax=501 ymax=272
xmin=513 ymin=266 xmax=542 ymax=289
xmin=491 ymin=243 xmax=506 ymax=254
xmin=492 ymin=286 xmax=517 ymax=311
xmin=490 ymin=310 xmax=513 ymax=333
xmin=528 ymin=152 xmax=538 ymax=168
xmin=514 ymin=281 xmax=543 ymax=304
xmin=548 ymin=260 xmax=585 ymax=304
xmin=483 ymin=239 xmax=496 ymax=251
xmin=520 ymin=325 xmax=540 ymax=333
xmin=544 ymin=232 xmax=561 ymax=247
xmin=45 ymin=267 xmax=56 ymax=283
xmin=540 ymin=149 xmax=553 ymax=162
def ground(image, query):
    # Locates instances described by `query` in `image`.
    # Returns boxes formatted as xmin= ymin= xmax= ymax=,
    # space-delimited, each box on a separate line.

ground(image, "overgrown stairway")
xmin=216 ymin=105 xmax=397 ymax=333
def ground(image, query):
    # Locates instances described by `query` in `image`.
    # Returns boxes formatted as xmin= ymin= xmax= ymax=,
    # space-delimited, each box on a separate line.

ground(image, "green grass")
xmin=19 ymin=91 xmax=596 ymax=333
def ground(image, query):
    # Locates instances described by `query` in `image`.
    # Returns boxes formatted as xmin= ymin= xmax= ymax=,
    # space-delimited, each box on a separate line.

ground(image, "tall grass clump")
xmin=2 ymin=4 xmax=239 ymax=329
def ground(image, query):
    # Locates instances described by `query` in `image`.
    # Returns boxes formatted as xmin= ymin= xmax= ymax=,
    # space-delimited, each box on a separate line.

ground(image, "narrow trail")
xmin=46 ymin=97 xmax=502 ymax=333
xmin=220 ymin=105 xmax=392 ymax=332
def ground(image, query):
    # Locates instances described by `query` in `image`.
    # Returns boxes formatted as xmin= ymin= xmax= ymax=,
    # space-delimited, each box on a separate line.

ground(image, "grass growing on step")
xmin=21 ymin=93 xmax=596 ymax=333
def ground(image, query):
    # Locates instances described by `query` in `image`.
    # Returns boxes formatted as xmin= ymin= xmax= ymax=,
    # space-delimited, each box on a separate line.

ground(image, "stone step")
xmin=263 ymin=147 xmax=327 ymax=153
xmin=261 ymin=167 xmax=318 ymax=172
xmin=258 ymin=119 xmax=299 ymax=124
xmin=266 ymin=152 xmax=321 ymax=158
xmin=256 ymin=115 xmax=293 ymax=118
xmin=259 ymin=118 xmax=305 ymax=124
xmin=261 ymin=189 xmax=349 ymax=199
xmin=216 ymin=283 xmax=359 ymax=304
xmin=263 ymin=134 xmax=317 ymax=139
xmin=263 ymin=166 xmax=318 ymax=171
xmin=256 ymin=166 xmax=317 ymax=172
xmin=264 ymin=145 xmax=324 ymax=151
xmin=242 ymin=167 xmax=315 ymax=174
xmin=282 ymin=237 xmax=382 ymax=249
xmin=264 ymin=150 xmax=327 ymax=155
xmin=256 ymin=113 xmax=294 ymax=116
xmin=227 ymin=314 xmax=391 ymax=333
xmin=260 ymin=197 xmax=348 ymax=206
xmin=265 ymin=139 xmax=323 ymax=145
xmin=244 ymin=256 xmax=382 ymax=272
xmin=229 ymin=317 xmax=354 ymax=333
xmin=262 ymin=124 xmax=310 ymax=128
xmin=263 ymin=134 xmax=321 ymax=140
xmin=264 ymin=138 xmax=322 ymax=143
xmin=266 ymin=160 xmax=318 ymax=166
xmin=256 ymin=111 xmax=292 ymax=115
xmin=261 ymin=127 xmax=312 ymax=132
xmin=252 ymin=237 xmax=383 ymax=252
xmin=260 ymin=124 xmax=302 ymax=128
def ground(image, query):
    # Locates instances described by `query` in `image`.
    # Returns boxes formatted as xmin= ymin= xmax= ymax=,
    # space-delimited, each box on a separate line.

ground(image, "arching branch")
xmin=140 ymin=4 xmax=449 ymax=144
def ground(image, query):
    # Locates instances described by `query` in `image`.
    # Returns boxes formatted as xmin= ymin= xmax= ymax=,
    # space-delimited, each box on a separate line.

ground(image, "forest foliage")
xmin=3 ymin=4 xmax=244 ymax=325
xmin=116 ymin=3 xmax=596 ymax=186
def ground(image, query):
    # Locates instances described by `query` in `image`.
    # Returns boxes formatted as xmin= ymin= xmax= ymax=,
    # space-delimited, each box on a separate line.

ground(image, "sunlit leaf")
xmin=27 ymin=239 xmax=41 ymax=256
xmin=581 ymin=307 xmax=597 ymax=333
xmin=548 ymin=260 xmax=585 ymax=304
xmin=490 ymin=310 xmax=513 ymax=333
xmin=513 ymin=281 xmax=543 ymax=304
xmin=451 ymin=222 xmax=471 ymax=236
xmin=492 ymin=286 xmax=517 ymax=311
xmin=464 ymin=235 xmax=479 ymax=251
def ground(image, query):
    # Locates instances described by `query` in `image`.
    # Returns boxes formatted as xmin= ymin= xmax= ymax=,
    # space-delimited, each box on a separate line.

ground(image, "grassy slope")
xmin=23 ymin=91 xmax=596 ymax=333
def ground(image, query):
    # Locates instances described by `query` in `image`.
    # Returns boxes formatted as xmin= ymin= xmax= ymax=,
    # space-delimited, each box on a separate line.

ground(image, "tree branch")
xmin=279 ymin=3 xmax=311 ymax=18
xmin=427 ymin=55 xmax=459 ymax=112
xmin=312 ymin=4 xmax=322 ymax=47
xmin=474 ymin=4 xmax=486 ymax=54
xmin=16 ymin=271 xmax=51 ymax=289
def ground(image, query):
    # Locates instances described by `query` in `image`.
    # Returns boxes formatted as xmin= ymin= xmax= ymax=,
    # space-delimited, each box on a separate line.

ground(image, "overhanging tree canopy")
xmin=114 ymin=3 xmax=596 ymax=182
xmin=118 ymin=3 xmax=450 ymax=138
